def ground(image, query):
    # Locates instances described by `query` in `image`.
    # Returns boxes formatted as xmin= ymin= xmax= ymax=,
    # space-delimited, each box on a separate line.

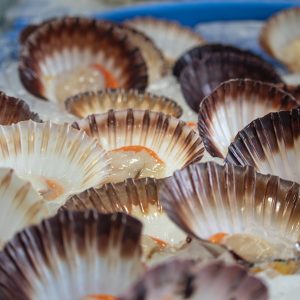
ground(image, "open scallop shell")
xmin=0 ymin=91 xmax=41 ymax=124
xmin=72 ymin=109 xmax=204 ymax=183
xmin=19 ymin=17 xmax=148 ymax=103
xmin=120 ymin=259 xmax=268 ymax=300
xmin=179 ymin=48 xmax=282 ymax=112
xmin=199 ymin=79 xmax=297 ymax=158
xmin=226 ymin=108 xmax=300 ymax=184
xmin=0 ymin=120 xmax=110 ymax=211
xmin=61 ymin=177 xmax=186 ymax=246
xmin=124 ymin=17 xmax=205 ymax=65
xmin=260 ymin=7 xmax=300 ymax=72
xmin=0 ymin=210 xmax=144 ymax=300
xmin=65 ymin=89 xmax=183 ymax=118
xmin=160 ymin=162 xmax=300 ymax=262
xmin=0 ymin=168 xmax=48 ymax=248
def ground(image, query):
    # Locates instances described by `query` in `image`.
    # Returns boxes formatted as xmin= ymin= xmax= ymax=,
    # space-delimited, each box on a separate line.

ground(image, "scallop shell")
xmin=0 ymin=168 xmax=48 ymax=248
xmin=61 ymin=177 xmax=186 ymax=246
xmin=226 ymin=108 xmax=300 ymax=184
xmin=19 ymin=17 xmax=148 ymax=103
xmin=65 ymin=89 xmax=183 ymax=118
xmin=276 ymin=83 xmax=300 ymax=104
xmin=199 ymin=79 xmax=297 ymax=158
xmin=72 ymin=109 xmax=204 ymax=182
xmin=179 ymin=48 xmax=282 ymax=112
xmin=124 ymin=17 xmax=205 ymax=64
xmin=160 ymin=161 xmax=300 ymax=262
xmin=260 ymin=7 xmax=300 ymax=72
xmin=0 ymin=91 xmax=41 ymax=124
xmin=0 ymin=120 xmax=110 ymax=211
xmin=120 ymin=259 xmax=268 ymax=300
xmin=0 ymin=210 xmax=144 ymax=300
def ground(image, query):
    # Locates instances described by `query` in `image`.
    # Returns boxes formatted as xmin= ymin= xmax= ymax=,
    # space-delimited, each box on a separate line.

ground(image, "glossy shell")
xmin=19 ymin=17 xmax=148 ymax=103
xmin=0 ymin=210 xmax=143 ymax=300
xmin=226 ymin=108 xmax=300 ymax=184
xmin=199 ymin=79 xmax=297 ymax=158
xmin=0 ymin=120 xmax=110 ymax=210
xmin=65 ymin=89 xmax=183 ymax=118
xmin=260 ymin=7 xmax=300 ymax=72
xmin=160 ymin=162 xmax=300 ymax=261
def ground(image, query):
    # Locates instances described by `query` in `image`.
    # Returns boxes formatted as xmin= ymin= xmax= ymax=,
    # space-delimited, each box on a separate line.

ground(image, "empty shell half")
xmin=120 ymin=259 xmax=268 ymax=300
xmin=160 ymin=162 xmax=300 ymax=263
xmin=72 ymin=109 xmax=204 ymax=183
xmin=260 ymin=7 xmax=300 ymax=72
xmin=179 ymin=46 xmax=282 ymax=112
xmin=0 ymin=120 xmax=110 ymax=211
xmin=226 ymin=108 xmax=300 ymax=184
xmin=124 ymin=17 xmax=204 ymax=65
xmin=19 ymin=17 xmax=148 ymax=103
xmin=0 ymin=168 xmax=48 ymax=248
xmin=61 ymin=177 xmax=186 ymax=249
xmin=0 ymin=91 xmax=41 ymax=124
xmin=0 ymin=210 xmax=144 ymax=300
xmin=199 ymin=79 xmax=297 ymax=158
xmin=65 ymin=89 xmax=182 ymax=119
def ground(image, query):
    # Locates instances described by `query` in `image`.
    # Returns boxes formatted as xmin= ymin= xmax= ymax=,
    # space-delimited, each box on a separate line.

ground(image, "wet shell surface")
xmin=199 ymin=79 xmax=297 ymax=158
xmin=61 ymin=177 xmax=186 ymax=246
xmin=179 ymin=46 xmax=282 ymax=112
xmin=19 ymin=17 xmax=148 ymax=103
xmin=0 ymin=210 xmax=144 ymax=300
xmin=160 ymin=162 xmax=300 ymax=263
xmin=0 ymin=168 xmax=48 ymax=248
xmin=226 ymin=108 xmax=300 ymax=185
xmin=124 ymin=17 xmax=205 ymax=64
xmin=65 ymin=89 xmax=183 ymax=119
xmin=72 ymin=109 xmax=204 ymax=183
xmin=120 ymin=259 xmax=268 ymax=300
xmin=0 ymin=91 xmax=41 ymax=124
xmin=0 ymin=120 xmax=110 ymax=211
xmin=260 ymin=7 xmax=300 ymax=72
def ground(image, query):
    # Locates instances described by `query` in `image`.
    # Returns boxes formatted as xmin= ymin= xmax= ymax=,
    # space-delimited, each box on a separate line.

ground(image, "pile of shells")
xmin=1 ymin=8 xmax=300 ymax=299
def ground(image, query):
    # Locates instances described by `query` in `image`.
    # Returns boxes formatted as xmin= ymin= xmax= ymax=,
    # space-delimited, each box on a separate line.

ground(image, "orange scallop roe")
xmin=185 ymin=122 xmax=197 ymax=131
xmin=41 ymin=179 xmax=65 ymax=201
xmin=148 ymin=236 xmax=168 ymax=249
xmin=92 ymin=64 xmax=120 ymax=88
xmin=83 ymin=295 xmax=116 ymax=300
xmin=111 ymin=145 xmax=164 ymax=164
xmin=208 ymin=233 xmax=228 ymax=244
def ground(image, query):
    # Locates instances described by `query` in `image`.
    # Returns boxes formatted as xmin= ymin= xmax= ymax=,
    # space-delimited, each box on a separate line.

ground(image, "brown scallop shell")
xmin=124 ymin=16 xmax=205 ymax=64
xmin=226 ymin=107 xmax=300 ymax=184
xmin=120 ymin=259 xmax=268 ymax=300
xmin=199 ymin=79 xmax=297 ymax=158
xmin=0 ymin=91 xmax=41 ymax=124
xmin=276 ymin=83 xmax=300 ymax=104
xmin=65 ymin=89 xmax=182 ymax=118
xmin=179 ymin=48 xmax=282 ymax=112
xmin=260 ymin=7 xmax=300 ymax=72
xmin=160 ymin=161 xmax=300 ymax=262
xmin=0 ymin=210 xmax=143 ymax=300
xmin=19 ymin=17 xmax=148 ymax=102
xmin=72 ymin=109 xmax=204 ymax=182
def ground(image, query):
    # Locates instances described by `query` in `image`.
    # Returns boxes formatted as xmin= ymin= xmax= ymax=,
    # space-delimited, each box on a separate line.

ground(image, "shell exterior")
xmin=19 ymin=17 xmax=148 ymax=102
xmin=124 ymin=17 xmax=204 ymax=64
xmin=160 ymin=162 xmax=300 ymax=261
xmin=65 ymin=89 xmax=183 ymax=119
xmin=116 ymin=24 xmax=168 ymax=83
xmin=0 ymin=168 xmax=48 ymax=248
xmin=0 ymin=91 xmax=41 ymax=124
xmin=276 ymin=83 xmax=300 ymax=104
xmin=199 ymin=79 xmax=297 ymax=158
xmin=260 ymin=7 xmax=300 ymax=72
xmin=0 ymin=210 xmax=144 ymax=300
xmin=0 ymin=120 xmax=110 ymax=210
xmin=61 ymin=177 xmax=186 ymax=245
xmin=179 ymin=48 xmax=282 ymax=112
xmin=120 ymin=259 xmax=268 ymax=300
xmin=226 ymin=108 xmax=300 ymax=184
xmin=72 ymin=109 xmax=204 ymax=181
